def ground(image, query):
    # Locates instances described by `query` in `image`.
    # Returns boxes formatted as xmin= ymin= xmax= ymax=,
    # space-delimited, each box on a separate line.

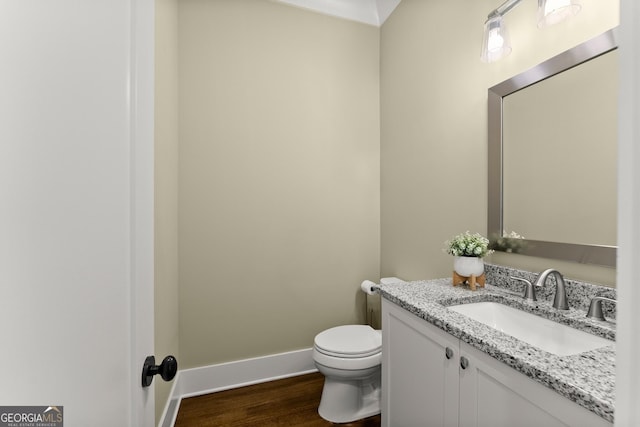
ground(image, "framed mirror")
xmin=488 ymin=28 xmax=618 ymax=268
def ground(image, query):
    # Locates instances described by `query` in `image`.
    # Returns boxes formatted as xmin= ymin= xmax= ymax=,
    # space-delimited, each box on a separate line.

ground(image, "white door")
xmin=0 ymin=1 xmax=155 ymax=426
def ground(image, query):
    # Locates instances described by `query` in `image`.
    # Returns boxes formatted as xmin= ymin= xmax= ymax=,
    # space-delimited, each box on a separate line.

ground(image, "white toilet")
xmin=313 ymin=324 xmax=382 ymax=423
xmin=312 ymin=277 xmax=404 ymax=423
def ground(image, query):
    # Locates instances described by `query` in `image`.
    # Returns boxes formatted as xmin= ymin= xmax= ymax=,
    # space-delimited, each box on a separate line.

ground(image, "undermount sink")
xmin=448 ymin=302 xmax=613 ymax=356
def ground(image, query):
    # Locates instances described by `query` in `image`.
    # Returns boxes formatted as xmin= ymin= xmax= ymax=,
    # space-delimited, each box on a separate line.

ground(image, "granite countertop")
xmin=377 ymin=278 xmax=616 ymax=423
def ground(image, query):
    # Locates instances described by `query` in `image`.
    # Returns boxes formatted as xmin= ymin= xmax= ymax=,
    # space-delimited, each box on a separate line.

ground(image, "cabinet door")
xmin=458 ymin=341 xmax=612 ymax=427
xmin=382 ymin=300 xmax=459 ymax=427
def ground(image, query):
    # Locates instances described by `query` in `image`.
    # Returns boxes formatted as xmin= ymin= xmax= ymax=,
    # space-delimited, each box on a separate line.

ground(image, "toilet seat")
xmin=314 ymin=325 xmax=381 ymax=358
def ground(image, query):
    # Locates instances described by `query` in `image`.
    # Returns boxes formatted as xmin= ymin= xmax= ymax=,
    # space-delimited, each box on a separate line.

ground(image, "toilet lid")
xmin=314 ymin=325 xmax=381 ymax=358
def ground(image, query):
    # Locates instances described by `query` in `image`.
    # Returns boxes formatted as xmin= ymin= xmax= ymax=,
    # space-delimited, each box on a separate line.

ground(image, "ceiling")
xmin=273 ymin=0 xmax=402 ymax=27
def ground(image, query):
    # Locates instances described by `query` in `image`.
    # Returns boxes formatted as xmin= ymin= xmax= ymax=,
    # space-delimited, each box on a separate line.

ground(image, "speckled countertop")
xmin=377 ymin=267 xmax=616 ymax=423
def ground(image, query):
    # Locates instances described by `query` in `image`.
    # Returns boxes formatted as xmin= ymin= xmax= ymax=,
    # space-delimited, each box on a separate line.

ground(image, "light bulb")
xmin=487 ymin=29 xmax=504 ymax=52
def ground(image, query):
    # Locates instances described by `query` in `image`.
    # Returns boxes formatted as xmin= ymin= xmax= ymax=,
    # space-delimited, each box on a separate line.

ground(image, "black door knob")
xmin=142 ymin=355 xmax=178 ymax=387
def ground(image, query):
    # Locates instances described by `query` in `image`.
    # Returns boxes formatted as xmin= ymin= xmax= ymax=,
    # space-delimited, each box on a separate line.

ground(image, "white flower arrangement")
xmin=444 ymin=231 xmax=494 ymax=258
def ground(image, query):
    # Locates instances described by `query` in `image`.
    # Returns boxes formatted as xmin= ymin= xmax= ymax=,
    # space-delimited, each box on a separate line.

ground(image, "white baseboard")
xmin=158 ymin=348 xmax=317 ymax=427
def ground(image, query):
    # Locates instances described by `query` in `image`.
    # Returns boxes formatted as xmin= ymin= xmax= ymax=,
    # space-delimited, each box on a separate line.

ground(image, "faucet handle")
xmin=586 ymin=297 xmax=617 ymax=321
xmin=510 ymin=276 xmax=536 ymax=301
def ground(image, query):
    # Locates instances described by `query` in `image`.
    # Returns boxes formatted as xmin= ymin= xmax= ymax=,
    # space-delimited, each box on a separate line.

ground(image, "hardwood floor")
xmin=174 ymin=372 xmax=381 ymax=426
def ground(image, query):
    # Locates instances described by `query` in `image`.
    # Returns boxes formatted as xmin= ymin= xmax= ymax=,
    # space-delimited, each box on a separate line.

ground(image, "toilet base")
xmin=317 ymin=369 xmax=381 ymax=424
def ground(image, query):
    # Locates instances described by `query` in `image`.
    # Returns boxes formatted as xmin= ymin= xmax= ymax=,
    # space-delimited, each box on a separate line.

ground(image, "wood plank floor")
xmin=174 ymin=372 xmax=381 ymax=426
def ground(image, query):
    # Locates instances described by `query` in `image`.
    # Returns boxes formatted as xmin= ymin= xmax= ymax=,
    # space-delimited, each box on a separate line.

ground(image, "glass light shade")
xmin=537 ymin=0 xmax=581 ymax=28
xmin=481 ymin=16 xmax=512 ymax=63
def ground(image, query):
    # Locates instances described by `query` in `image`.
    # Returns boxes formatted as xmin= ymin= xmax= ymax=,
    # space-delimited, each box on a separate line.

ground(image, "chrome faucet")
xmin=533 ymin=269 xmax=569 ymax=310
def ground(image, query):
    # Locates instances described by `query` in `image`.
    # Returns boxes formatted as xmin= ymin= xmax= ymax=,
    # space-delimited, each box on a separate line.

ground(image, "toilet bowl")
xmin=312 ymin=324 xmax=382 ymax=423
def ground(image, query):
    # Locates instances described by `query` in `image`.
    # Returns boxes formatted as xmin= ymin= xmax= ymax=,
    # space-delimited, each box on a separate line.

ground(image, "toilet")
xmin=312 ymin=277 xmax=404 ymax=423
xmin=313 ymin=324 xmax=382 ymax=423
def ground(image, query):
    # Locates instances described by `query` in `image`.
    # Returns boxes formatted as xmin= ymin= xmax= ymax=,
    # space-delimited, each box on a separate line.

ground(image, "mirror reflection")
xmin=502 ymin=49 xmax=618 ymax=247
xmin=487 ymin=28 xmax=618 ymax=267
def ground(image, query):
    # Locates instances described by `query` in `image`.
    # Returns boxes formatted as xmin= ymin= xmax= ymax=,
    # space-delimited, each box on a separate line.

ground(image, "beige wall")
xmin=380 ymin=0 xmax=618 ymax=286
xmin=155 ymin=0 xmax=179 ymax=421
xmin=177 ymin=0 xmax=380 ymax=369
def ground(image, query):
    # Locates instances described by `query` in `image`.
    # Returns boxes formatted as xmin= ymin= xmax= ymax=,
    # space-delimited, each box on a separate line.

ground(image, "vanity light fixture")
xmin=481 ymin=0 xmax=581 ymax=63
xmin=537 ymin=0 xmax=581 ymax=28
xmin=481 ymin=13 xmax=512 ymax=63
xmin=481 ymin=0 xmax=522 ymax=63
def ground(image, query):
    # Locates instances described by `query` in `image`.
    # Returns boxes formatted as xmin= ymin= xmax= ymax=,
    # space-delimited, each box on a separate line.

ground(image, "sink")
xmin=448 ymin=302 xmax=613 ymax=356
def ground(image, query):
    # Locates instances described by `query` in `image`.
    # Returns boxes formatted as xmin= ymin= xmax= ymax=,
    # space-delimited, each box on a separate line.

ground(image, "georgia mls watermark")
xmin=0 ymin=406 xmax=63 ymax=427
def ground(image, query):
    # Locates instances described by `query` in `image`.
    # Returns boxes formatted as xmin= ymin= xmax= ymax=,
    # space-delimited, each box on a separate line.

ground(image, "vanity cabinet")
xmin=381 ymin=299 xmax=612 ymax=427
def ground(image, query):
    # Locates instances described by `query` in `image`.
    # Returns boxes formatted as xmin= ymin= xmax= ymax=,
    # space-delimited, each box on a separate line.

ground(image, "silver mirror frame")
xmin=488 ymin=27 xmax=618 ymax=268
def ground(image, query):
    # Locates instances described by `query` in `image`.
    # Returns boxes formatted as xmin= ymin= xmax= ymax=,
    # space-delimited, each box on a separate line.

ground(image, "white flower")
xmin=444 ymin=231 xmax=493 ymax=258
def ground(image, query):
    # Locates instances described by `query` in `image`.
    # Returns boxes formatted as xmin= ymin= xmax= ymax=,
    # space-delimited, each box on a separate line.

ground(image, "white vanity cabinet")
xmin=382 ymin=299 xmax=612 ymax=427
